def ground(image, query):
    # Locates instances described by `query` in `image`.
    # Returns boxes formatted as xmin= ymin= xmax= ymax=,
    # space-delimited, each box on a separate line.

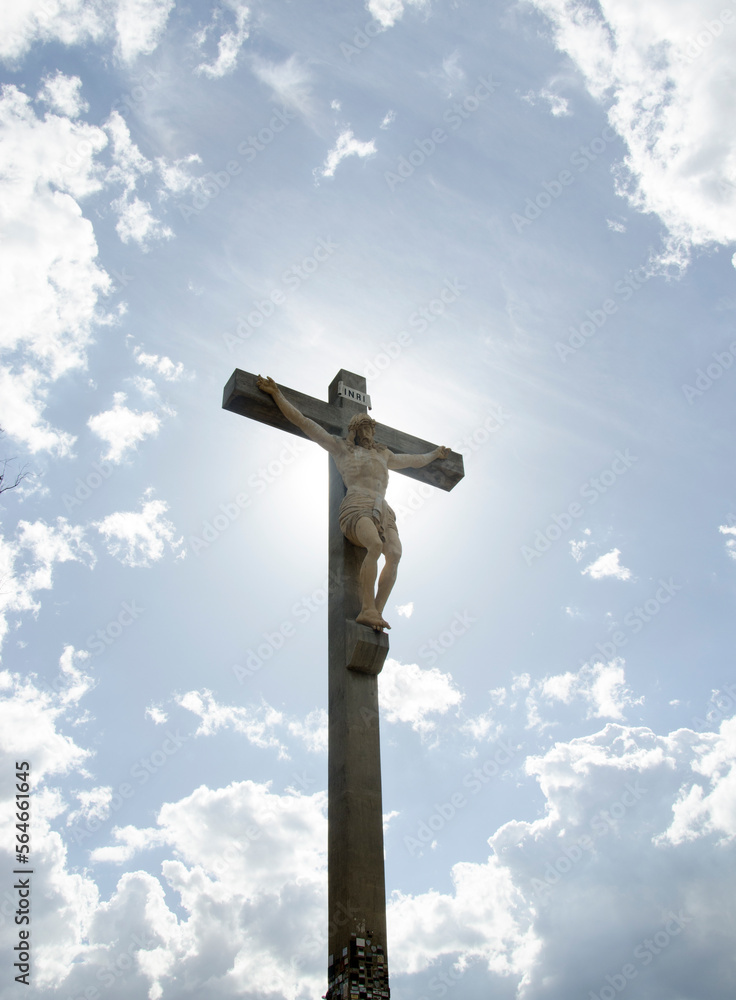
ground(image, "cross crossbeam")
xmin=222 ymin=368 xmax=464 ymax=491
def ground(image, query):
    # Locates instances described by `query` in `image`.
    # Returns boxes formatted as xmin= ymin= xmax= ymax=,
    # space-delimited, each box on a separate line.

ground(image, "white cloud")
xmin=194 ymin=0 xmax=250 ymax=79
xmin=0 ymin=520 xmax=95 ymax=652
xmin=114 ymin=0 xmax=174 ymax=63
xmin=177 ymin=689 xmax=289 ymax=757
xmin=134 ymin=346 xmax=186 ymax=381
xmin=538 ymin=659 xmax=640 ymax=722
xmin=0 ymin=88 xmax=191 ymax=456
xmin=82 ymin=781 xmax=328 ymax=998
xmin=528 ymin=0 xmax=736 ymax=268
xmin=541 ymin=87 xmax=570 ymax=117
xmin=93 ymin=493 xmax=182 ymax=567
xmin=396 ymin=601 xmax=414 ymax=617
xmin=286 ymin=708 xmax=328 ymax=754
xmin=70 ymin=785 xmax=115 ymax=825
xmin=522 ymin=86 xmax=571 ymax=117
xmin=2 ymin=653 xmax=328 ymax=997
xmin=0 ymin=1 xmax=105 ymax=63
xmin=38 ymin=71 xmax=88 ymax=117
xmin=0 ymin=85 xmax=111 ymax=454
xmin=570 ymin=538 xmax=588 ymax=561
xmin=582 ymin=547 xmax=632 ymax=581
xmin=0 ymin=666 xmax=101 ymax=987
xmin=146 ymin=705 xmax=168 ymax=724
xmin=6 ymin=676 xmax=735 ymax=1000
xmin=485 ymin=661 xmax=641 ymax=732
xmin=719 ymin=523 xmax=736 ymax=560
xmin=380 ymin=109 xmax=396 ymax=129
xmin=319 ymin=129 xmax=376 ymax=179
xmin=366 ymin=0 xmax=427 ymax=29
xmin=388 ymin=857 xmax=538 ymax=977
xmin=461 ymin=708 xmax=501 ymax=743
xmin=176 ymin=689 xmax=328 ymax=757
xmin=390 ymin=719 xmax=736 ymax=998
xmin=104 ymin=111 xmax=173 ymax=248
xmin=661 ymin=718 xmax=736 ymax=845
xmin=155 ymin=153 xmax=203 ymax=196
xmin=0 ymin=367 xmax=78 ymax=457
xmin=113 ymin=192 xmax=173 ymax=246
xmin=0 ymin=0 xmax=172 ymax=65
xmin=0 ymin=650 xmax=92 ymax=778
xmin=87 ymin=391 xmax=162 ymax=463
xmin=251 ymin=54 xmax=313 ymax=116
xmin=105 ymin=110 xmax=153 ymax=188
xmin=379 ymin=657 xmax=463 ymax=734
xmin=441 ymin=50 xmax=466 ymax=88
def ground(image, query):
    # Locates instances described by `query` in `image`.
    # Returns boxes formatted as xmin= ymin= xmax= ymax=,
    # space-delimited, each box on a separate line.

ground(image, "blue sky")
xmin=1 ymin=1 xmax=736 ymax=998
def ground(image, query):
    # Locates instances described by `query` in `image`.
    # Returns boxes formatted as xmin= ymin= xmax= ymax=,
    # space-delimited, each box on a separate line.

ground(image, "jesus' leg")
xmin=375 ymin=526 xmax=402 ymax=618
xmin=352 ymin=517 xmax=391 ymax=631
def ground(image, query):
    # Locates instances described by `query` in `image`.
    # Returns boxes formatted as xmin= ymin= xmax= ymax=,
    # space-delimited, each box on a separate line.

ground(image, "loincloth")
xmin=339 ymin=489 xmax=397 ymax=546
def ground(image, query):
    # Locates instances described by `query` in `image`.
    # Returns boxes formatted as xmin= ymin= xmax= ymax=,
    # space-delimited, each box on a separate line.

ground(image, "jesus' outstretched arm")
xmin=257 ymin=375 xmax=340 ymax=455
xmin=387 ymin=445 xmax=450 ymax=469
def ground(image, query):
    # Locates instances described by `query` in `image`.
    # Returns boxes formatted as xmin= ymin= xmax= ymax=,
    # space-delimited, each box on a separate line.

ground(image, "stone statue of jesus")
xmin=257 ymin=375 xmax=449 ymax=631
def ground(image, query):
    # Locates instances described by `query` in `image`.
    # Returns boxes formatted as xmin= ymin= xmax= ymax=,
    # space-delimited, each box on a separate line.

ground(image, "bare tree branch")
xmin=0 ymin=428 xmax=30 ymax=497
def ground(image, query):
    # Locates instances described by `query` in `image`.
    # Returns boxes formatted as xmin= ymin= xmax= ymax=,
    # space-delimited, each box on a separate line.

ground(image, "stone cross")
xmin=222 ymin=368 xmax=464 ymax=999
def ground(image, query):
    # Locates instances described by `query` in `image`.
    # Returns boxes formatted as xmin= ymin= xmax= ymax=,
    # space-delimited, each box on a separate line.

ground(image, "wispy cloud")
xmin=193 ymin=0 xmax=250 ymax=78
xmin=319 ymin=129 xmax=376 ymax=179
xmin=582 ymin=548 xmax=633 ymax=581
xmin=93 ymin=492 xmax=182 ymax=567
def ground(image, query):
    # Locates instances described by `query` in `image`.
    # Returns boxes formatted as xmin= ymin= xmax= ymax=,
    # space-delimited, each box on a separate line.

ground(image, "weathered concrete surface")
xmin=328 ymin=370 xmax=389 ymax=962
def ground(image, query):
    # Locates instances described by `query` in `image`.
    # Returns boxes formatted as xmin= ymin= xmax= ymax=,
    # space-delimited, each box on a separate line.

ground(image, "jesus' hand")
xmin=257 ymin=375 xmax=279 ymax=396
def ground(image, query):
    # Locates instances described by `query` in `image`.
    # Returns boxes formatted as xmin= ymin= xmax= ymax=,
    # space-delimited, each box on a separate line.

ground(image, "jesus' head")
xmin=347 ymin=413 xmax=377 ymax=449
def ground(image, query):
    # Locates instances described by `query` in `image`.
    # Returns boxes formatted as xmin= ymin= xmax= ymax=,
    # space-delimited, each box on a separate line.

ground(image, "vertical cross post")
xmin=327 ymin=370 xmax=391 ymax=997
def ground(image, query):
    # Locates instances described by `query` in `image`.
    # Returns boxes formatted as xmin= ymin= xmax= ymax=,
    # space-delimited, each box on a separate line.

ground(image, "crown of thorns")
xmin=346 ymin=413 xmax=376 ymax=444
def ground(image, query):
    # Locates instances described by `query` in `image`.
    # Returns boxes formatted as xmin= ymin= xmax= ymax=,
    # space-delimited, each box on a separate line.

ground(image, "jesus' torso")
xmin=331 ymin=440 xmax=390 ymax=496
